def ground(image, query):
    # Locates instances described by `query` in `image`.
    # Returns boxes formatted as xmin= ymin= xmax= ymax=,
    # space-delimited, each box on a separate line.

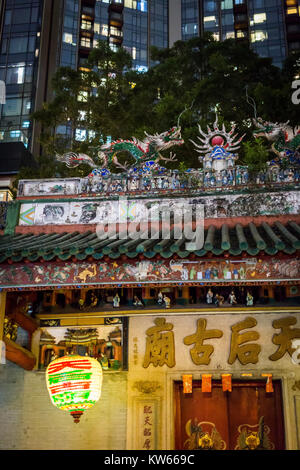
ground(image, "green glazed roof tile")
xmin=0 ymin=221 xmax=298 ymax=262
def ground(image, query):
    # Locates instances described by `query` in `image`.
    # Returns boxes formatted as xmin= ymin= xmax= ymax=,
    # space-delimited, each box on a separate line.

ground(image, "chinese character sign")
xmin=142 ymin=405 xmax=153 ymax=450
xmin=184 ymin=318 xmax=223 ymax=365
xmin=143 ymin=317 xmax=175 ymax=368
xmin=141 ymin=315 xmax=300 ymax=370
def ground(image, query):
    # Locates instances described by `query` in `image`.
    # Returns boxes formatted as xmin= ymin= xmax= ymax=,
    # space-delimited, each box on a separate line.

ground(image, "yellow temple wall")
xmin=1 ymin=309 xmax=300 ymax=449
xmin=0 ymin=364 xmax=127 ymax=450
xmin=126 ymin=311 xmax=300 ymax=450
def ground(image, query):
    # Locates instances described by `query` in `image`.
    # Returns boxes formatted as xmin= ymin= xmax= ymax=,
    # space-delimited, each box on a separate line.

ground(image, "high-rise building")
xmin=0 ymin=0 xmax=299 ymax=154
xmin=0 ymin=0 xmax=44 ymax=151
xmin=0 ymin=0 xmax=168 ymax=152
xmin=173 ymin=0 xmax=300 ymax=69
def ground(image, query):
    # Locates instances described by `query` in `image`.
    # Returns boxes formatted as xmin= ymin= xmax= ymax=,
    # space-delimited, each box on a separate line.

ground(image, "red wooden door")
xmin=174 ymin=380 xmax=285 ymax=450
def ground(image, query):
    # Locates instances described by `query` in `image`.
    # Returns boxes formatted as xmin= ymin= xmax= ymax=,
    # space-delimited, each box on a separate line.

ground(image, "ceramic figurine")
xmin=206 ymin=288 xmax=214 ymax=304
xmin=246 ymin=291 xmax=254 ymax=306
xmin=90 ymin=293 xmax=98 ymax=308
xmin=113 ymin=293 xmax=120 ymax=308
xmin=157 ymin=291 xmax=164 ymax=305
xmin=133 ymin=295 xmax=143 ymax=308
xmin=214 ymin=293 xmax=224 ymax=306
xmin=229 ymin=291 xmax=237 ymax=305
xmin=163 ymin=295 xmax=171 ymax=309
xmin=222 ymin=171 xmax=228 ymax=185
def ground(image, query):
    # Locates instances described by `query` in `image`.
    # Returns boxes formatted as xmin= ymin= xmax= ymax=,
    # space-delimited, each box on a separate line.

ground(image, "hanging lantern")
xmin=46 ymin=355 xmax=103 ymax=423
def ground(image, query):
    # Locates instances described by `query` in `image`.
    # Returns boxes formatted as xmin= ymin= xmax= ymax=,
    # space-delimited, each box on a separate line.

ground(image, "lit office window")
xmin=137 ymin=1 xmax=147 ymax=11
xmin=250 ymin=13 xmax=266 ymax=25
xmin=236 ymin=30 xmax=246 ymax=38
xmin=135 ymin=65 xmax=148 ymax=72
xmin=81 ymin=19 xmax=92 ymax=30
xmin=101 ymin=24 xmax=109 ymax=36
xmin=125 ymin=0 xmax=137 ymax=9
xmin=109 ymin=44 xmax=118 ymax=52
xmin=110 ymin=27 xmax=123 ymax=37
xmin=10 ymin=130 xmax=21 ymax=138
xmin=6 ymin=63 xmax=25 ymax=84
xmin=204 ymin=16 xmax=216 ymax=22
xmin=222 ymin=0 xmax=233 ymax=9
xmin=80 ymin=37 xmax=91 ymax=48
xmin=63 ymin=32 xmax=73 ymax=44
xmin=226 ymin=31 xmax=235 ymax=39
xmin=251 ymin=31 xmax=268 ymax=42
xmin=183 ymin=23 xmax=199 ymax=35
xmin=23 ymin=98 xmax=31 ymax=114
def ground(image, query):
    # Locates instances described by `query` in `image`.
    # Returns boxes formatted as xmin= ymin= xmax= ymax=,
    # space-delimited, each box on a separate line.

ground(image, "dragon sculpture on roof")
xmin=56 ymin=125 xmax=184 ymax=175
xmin=253 ymin=118 xmax=300 ymax=167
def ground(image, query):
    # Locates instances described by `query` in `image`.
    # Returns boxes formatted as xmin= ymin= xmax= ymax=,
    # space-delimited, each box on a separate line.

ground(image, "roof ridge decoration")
xmin=190 ymin=113 xmax=246 ymax=173
xmin=31 ymin=113 xmax=299 ymax=196
xmin=253 ymin=118 xmax=300 ymax=168
xmin=55 ymin=124 xmax=184 ymax=176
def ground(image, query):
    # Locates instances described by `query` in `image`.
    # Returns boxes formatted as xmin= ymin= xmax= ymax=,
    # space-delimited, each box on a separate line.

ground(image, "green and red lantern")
xmin=46 ymin=355 xmax=103 ymax=423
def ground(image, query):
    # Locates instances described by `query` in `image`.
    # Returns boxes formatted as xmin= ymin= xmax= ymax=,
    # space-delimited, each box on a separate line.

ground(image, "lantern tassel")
xmin=71 ymin=411 xmax=84 ymax=424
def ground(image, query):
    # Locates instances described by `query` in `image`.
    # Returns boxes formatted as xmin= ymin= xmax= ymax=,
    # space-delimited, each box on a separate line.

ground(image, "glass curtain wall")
xmin=248 ymin=0 xmax=287 ymax=69
xmin=0 ymin=0 xmax=44 ymax=147
xmin=182 ymin=0 xmax=199 ymax=40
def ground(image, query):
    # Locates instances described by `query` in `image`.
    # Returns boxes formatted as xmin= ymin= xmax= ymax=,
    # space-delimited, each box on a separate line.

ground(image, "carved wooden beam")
xmin=9 ymin=311 xmax=38 ymax=335
xmin=3 ymin=338 xmax=36 ymax=371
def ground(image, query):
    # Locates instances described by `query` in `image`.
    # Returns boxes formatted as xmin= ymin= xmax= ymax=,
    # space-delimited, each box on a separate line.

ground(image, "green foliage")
xmin=30 ymin=40 xmax=133 ymax=156
xmin=241 ymin=138 xmax=270 ymax=172
xmin=27 ymin=37 xmax=300 ymax=179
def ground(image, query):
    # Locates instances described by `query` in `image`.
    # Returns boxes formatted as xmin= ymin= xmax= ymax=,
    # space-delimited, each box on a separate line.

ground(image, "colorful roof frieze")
xmin=0 ymin=254 xmax=299 ymax=290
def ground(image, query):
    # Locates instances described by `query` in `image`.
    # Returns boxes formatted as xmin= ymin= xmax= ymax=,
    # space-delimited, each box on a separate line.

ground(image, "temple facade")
xmin=0 ymin=119 xmax=300 ymax=450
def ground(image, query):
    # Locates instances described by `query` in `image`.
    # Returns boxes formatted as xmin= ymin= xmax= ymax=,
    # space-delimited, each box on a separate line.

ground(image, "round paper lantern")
xmin=46 ymin=355 xmax=103 ymax=423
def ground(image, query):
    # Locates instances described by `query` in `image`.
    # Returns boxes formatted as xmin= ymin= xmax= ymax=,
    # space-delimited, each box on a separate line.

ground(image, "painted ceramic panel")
xmin=18 ymin=179 xmax=81 ymax=197
xmin=18 ymin=191 xmax=300 ymax=226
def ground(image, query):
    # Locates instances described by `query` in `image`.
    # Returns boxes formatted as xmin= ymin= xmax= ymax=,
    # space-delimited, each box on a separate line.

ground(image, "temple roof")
xmin=0 ymin=220 xmax=299 ymax=262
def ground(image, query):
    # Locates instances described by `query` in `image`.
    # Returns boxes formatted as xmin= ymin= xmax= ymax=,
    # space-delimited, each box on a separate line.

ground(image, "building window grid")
xmin=60 ymin=0 xmax=80 ymax=68
xmin=0 ymin=0 xmax=43 ymax=146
